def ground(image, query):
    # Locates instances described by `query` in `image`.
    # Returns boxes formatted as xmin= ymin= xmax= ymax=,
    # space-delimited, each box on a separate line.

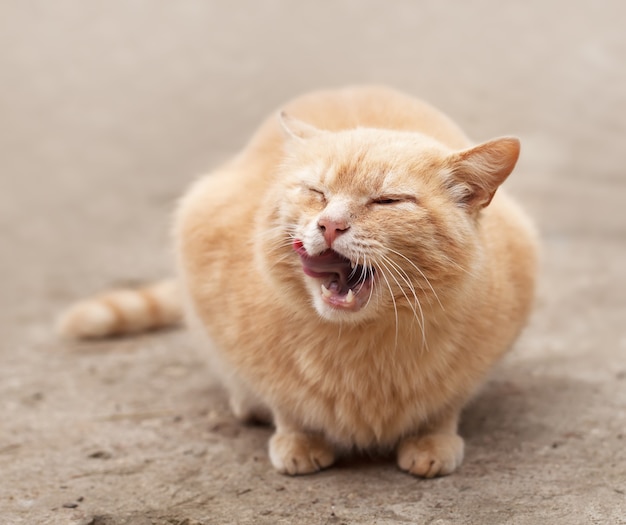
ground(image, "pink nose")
xmin=318 ymin=217 xmax=350 ymax=247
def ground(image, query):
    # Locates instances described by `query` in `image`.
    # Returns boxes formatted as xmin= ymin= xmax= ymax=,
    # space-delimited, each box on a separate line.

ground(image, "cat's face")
xmin=260 ymin=120 xmax=519 ymax=324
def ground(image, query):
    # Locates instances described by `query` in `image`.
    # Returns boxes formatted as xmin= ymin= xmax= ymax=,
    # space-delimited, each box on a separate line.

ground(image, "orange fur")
xmin=175 ymin=86 xmax=538 ymax=477
xmin=57 ymin=280 xmax=182 ymax=339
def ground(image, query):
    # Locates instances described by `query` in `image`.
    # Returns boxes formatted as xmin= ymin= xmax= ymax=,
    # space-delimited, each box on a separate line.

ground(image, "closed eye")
xmin=307 ymin=187 xmax=327 ymax=203
xmin=371 ymin=195 xmax=416 ymax=205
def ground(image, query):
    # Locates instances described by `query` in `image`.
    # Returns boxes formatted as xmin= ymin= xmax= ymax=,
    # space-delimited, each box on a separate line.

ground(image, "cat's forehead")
xmin=297 ymin=134 xmax=447 ymax=194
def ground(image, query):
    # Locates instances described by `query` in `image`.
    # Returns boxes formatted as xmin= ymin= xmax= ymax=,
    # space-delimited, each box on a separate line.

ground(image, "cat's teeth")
xmin=346 ymin=289 xmax=355 ymax=304
xmin=350 ymin=261 xmax=355 ymax=269
xmin=321 ymin=284 xmax=333 ymax=298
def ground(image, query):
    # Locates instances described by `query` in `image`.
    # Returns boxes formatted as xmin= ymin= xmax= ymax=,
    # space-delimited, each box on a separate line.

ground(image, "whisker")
xmin=356 ymin=254 xmax=372 ymax=294
xmin=434 ymin=250 xmax=475 ymax=277
xmin=376 ymin=262 xmax=399 ymax=350
xmin=385 ymin=247 xmax=444 ymax=311
xmin=269 ymin=240 xmax=298 ymax=250
xmin=380 ymin=254 xmax=428 ymax=351
xmin=348 ymin=252 xmax=360 ymax=280
xmin=378 ymin=257 xmax=424 ymax=340
xmin=380 ymin=256 xmax=422 ymax=312
xmin=363 ymin=255 xmax=376 ymax=311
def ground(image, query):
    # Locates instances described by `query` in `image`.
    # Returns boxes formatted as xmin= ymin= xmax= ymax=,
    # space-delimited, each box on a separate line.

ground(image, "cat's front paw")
xmin=269 ymin=431 xmax=335 ymax=475
xmin=397 ymin=433 xmax=464 ymax=478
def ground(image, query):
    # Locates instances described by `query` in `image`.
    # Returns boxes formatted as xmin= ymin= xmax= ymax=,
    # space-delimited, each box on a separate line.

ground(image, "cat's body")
xmin=59 ymin=86 xmax=538 ymax=477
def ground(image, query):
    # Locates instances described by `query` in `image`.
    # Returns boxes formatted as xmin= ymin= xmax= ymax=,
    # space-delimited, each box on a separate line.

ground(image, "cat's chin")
xmin=312 ymin=296 xmax=377 ymax=323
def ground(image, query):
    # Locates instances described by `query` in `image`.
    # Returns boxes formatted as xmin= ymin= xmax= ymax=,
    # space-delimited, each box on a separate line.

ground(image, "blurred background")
xmin=1 ymin=1 xmax=625 ymax=523
xmin=2 ymin=1 xmax=624 ymax=294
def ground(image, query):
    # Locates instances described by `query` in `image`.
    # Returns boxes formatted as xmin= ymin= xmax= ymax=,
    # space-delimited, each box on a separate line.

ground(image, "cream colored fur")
xmin=57 ymin=280 xmax=181 ymax=338
xmin=59 ymin=86 xmax=538 ymax=478
xmin=175 ymin=86 xmax=538 ymax=476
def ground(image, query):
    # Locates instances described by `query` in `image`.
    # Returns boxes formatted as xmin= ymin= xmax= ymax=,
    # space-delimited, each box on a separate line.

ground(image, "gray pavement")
xmin=1 ymin=1 xmax=625 ymax=524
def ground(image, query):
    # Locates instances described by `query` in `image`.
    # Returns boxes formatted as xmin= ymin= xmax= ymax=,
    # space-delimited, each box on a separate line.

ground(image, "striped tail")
xmin=56 ymin=279 xmax=183 ymax=340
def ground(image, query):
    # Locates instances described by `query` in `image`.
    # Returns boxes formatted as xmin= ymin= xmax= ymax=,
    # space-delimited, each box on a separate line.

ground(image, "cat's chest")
xmin=287 ymin=328 xmax=442 ymax=446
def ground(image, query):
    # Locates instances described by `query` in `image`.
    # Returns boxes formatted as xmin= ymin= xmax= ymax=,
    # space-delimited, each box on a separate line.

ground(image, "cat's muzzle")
xmin=293 ymin=240 xmax=375 ymax=311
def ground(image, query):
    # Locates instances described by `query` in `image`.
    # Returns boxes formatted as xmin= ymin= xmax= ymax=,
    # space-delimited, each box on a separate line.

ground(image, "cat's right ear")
xmin=279 ymin=112 xmax=322 ymax=141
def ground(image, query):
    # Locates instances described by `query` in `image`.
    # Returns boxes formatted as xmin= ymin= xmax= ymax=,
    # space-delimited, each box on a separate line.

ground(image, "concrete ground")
xmin=1 ymin=1 xmax=625 ymax=524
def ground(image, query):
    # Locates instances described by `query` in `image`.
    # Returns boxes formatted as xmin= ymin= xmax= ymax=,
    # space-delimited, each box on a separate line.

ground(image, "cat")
xmin=58 ymin=86 xmax=538 ymax=478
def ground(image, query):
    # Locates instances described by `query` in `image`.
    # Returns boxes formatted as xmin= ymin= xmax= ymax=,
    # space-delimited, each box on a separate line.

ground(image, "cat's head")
xmin=257 ymin=114 xmax=520 ymax=324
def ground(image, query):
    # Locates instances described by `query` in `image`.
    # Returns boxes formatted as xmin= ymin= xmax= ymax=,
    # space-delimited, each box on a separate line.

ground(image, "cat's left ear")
xmin=445 ymin=137 xmax=520 ymax=210
xmin=279 ymin=112 xmax=323 ymax=141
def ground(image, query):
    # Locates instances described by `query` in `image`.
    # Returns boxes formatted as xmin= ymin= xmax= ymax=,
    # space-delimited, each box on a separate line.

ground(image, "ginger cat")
xmin=58 ymin=86 xmax=538 ymax=477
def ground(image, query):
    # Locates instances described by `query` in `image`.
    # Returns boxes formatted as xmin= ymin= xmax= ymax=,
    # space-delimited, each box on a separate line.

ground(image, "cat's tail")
xmin=56 ymin=279 xmax=183 ymax=340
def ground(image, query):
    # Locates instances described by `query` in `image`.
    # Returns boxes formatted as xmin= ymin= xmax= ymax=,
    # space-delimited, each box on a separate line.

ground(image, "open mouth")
xmin=292 ymin=240 xmax=375 ymax=310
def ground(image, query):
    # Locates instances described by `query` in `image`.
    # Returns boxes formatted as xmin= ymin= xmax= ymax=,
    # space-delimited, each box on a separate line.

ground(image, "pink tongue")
xmin=293 ymin=241 xmax=352 ymax=286
xmin=303 ymin=255 xmax=351 ymax=276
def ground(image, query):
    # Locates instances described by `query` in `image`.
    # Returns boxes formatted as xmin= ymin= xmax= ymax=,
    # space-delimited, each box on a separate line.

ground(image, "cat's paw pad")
xmin=397 ymin=433 xmax=464 ymax=478
xmin=269 ymin=431 xmax=335 ymax=475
